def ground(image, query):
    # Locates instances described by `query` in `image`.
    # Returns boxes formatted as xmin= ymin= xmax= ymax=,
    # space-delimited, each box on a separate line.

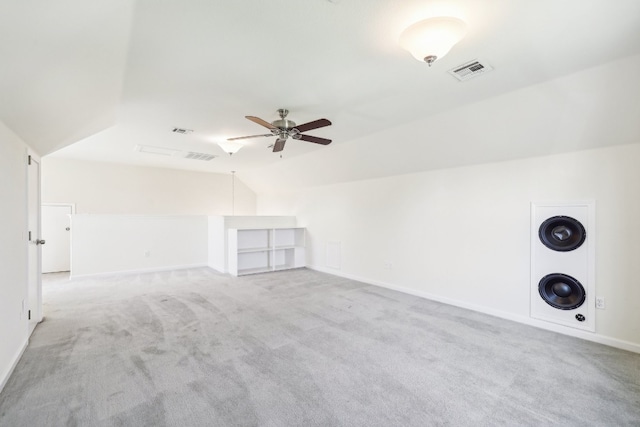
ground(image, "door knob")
xmin=36 ymin=239 xmax=46 ymax=245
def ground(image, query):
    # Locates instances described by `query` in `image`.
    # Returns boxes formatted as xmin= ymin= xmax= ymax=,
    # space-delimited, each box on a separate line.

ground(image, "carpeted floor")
xmin=0 ymin=267 xmax=638 ymax=426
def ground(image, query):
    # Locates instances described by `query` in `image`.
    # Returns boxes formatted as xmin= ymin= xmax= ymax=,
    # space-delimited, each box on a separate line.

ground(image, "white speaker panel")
xmin=530 ymin=202 xmax=595 ymax=332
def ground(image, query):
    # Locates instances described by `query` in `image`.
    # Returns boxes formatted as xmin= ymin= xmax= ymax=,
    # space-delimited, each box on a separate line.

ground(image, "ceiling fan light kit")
xmin=217 ymin=140 xmax=244 ymax=155
xmin=228 ymin=108 xmax=332 ymax=153
xmin=399 ymin=16 xmax=467 ymax=66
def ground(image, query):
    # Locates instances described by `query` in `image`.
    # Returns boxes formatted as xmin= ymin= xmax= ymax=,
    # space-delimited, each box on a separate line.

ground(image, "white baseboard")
xmin=207 ymin=263 xmax=226 ymax=274
xmin=308 ymin=265 xmax=640 ymax=354
xmin=0 ymin=338 xmax=28 ymax=394
xmin=70 ymin=263 xmax=208 ymax=280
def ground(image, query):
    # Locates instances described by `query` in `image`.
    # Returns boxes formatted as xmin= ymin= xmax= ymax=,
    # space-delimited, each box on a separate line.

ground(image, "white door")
xmin=42 ymin=204 xmax=73 ymax=273
xmin=27 ymin=155 xmax=42 ymax=333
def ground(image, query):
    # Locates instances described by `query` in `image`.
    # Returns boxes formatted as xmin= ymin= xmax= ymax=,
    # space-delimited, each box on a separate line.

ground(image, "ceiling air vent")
xmin=135 ymin=145 xmax=180 ymax=156
xmin=135 ymin=145 xmax=216 ymax=161
xmin=172 ymin=127 xmax=193 ymax=134
xmin=448 ymin=59 xmax=493 ymax=82
xmin=184 ymin=152 xmax=216 ymax=161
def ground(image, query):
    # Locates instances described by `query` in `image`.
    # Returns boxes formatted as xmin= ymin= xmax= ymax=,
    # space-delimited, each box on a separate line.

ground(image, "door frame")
xmin=42 ymin=202 xmax=76 ymax=210
xmin=41 ymin=202 xmax=76 ymax=273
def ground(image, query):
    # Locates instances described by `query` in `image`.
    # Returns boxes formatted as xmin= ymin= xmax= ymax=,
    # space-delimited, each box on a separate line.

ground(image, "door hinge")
xmin=28 ymin=155 xmax=31 ymax=165
xmin=29 ymin=231 xmax=32 ymax=241
xmin=28 ymin=310 xmax=31 ymax=320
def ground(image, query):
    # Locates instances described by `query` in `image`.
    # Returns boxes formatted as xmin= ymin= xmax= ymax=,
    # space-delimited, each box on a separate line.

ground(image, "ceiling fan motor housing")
xmin=271 ymin=118 xmax=297 ymax=130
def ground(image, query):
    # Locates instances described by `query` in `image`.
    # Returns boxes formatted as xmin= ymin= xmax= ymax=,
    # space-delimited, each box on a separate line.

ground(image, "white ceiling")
xmin=2 ymin=0 xmax=640 ymax=193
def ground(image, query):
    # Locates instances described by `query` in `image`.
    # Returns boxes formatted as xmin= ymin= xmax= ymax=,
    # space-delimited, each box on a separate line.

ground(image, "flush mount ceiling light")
xmin=217 ymin=140 xmax=244 ymax=155
xmin=399 ymin=17 xmax=467 ymax=67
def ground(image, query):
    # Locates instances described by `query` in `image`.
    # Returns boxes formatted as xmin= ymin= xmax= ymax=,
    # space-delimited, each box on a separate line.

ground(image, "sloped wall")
xmin=257 ymin=143 xmax=640 ymax=351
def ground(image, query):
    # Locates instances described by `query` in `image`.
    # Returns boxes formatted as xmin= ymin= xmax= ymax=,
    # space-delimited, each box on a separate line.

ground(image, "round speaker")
xmin=538 ymin=273 xmax=586 ymax=310
xmin=539 ymin=216 xmax=586 ymax=252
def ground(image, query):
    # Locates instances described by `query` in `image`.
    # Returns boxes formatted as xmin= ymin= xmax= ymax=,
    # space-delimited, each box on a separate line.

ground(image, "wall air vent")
xmin=448 ymin=59 xmax=493 ymax=82
xmin=172 ymin=127 xmax=193 ymax=134
xmin=135 ymin=145 xmax=216 ymax=161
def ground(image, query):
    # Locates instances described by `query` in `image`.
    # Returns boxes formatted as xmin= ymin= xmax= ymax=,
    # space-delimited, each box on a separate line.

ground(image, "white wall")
xmin=42 ymin=157 xmax=256 ymax=215
xmin=257 ymin=143 xmax=640 ymax=351
xmin=70 ymin=215 xmax=208 ymax=277
xmin=0 ymin=121 xmax=29 ymax=391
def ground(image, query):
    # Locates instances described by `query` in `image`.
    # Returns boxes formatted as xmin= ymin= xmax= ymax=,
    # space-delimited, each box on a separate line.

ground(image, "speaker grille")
xmin=539 ymin=216 xmax=586 ymax=252
xmin=539 ymin=273 xmax=586 ymax=310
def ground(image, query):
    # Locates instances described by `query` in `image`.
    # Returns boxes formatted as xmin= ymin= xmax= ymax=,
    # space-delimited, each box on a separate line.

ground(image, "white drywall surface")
xmin=42 ymin=157 xmax=256 ymax=215
xmin=70 ymin=215 xmax=208 ymax=277
xmin=0 ymin=121 xmax=29 ymax=392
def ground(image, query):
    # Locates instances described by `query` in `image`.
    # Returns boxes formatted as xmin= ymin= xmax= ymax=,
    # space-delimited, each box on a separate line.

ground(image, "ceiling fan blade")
xmin=298 ymin=134 xmax=332 ymax=145
xmin=294 ymin=118 xmax=332 ymax=133
xmin=246 ymin=116 xmax=277 ymax=130
xmin=273 ymin=138 xmax=286 ymax=152
xmin=227 ymin=133 xmax=273 ymax=141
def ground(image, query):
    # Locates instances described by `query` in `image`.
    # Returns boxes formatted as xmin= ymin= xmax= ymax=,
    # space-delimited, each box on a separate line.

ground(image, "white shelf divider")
xmin=228 ymin=227 xmax=305 ymax=276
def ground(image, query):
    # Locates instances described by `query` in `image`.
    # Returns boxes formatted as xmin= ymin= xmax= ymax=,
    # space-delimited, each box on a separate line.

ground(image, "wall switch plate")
xmin=595 ymin=296 xmax=605 ymax=309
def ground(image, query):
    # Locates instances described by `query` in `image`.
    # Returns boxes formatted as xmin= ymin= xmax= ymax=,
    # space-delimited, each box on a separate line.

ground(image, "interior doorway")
xmin=41 ymin=204 xmax=74 ymax=273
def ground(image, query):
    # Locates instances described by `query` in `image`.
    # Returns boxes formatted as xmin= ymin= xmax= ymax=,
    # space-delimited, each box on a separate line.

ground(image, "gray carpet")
xmin=0 ymin=268 xmax=638 ymax=426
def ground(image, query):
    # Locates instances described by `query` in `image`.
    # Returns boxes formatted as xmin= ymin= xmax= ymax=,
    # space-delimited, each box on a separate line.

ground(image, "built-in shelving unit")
xmin=207 ymin=215 xmax=297 ymax=273
xmin=228 ymin=228 xmax=305 ymax=276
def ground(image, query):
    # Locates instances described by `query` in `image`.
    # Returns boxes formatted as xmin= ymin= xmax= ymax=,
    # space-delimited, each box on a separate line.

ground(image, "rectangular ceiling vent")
xmin=448 ymin=59 xmax=493 ymax=82
xmin=135 ymin=145 xmax=180 ymax=156
xmin=135 ymin=145 xmax=216 ymax=161
xmin=184 ymin=152 xmax=216 ymax=161
xmin=172 ymin=127 xmax=193 ymax=134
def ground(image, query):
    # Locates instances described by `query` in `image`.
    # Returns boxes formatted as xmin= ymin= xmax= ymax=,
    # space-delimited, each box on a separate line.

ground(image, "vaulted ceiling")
xmin=2 ymin=0 xmax=640 ymax=193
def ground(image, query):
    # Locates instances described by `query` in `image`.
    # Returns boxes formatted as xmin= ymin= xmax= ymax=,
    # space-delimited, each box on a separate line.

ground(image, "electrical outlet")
xmin=595 ymin=296 xmax=605 ymax=309
xmin=144 ymin=250 xmax=151 ymax=257
xmin=383 ymin=261 xmax=393 ymax=270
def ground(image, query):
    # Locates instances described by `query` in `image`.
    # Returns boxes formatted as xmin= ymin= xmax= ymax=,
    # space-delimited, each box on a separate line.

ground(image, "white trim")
xmin=42 ymin=202 xmax=76 ymax=213
xmin=70 ymin=214 xmax=206 ymax=219
xmin=0 ymin=338 xmax=28 ymax=394
xmin=70 ymin=263 xmax=208 ymax=280
xmin=307 ymin=264 xmax=640 ymax=354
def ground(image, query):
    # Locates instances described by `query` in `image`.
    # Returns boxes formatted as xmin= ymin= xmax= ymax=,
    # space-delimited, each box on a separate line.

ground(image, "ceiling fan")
xmin=228 ymin=109 xmax=332 ymax=153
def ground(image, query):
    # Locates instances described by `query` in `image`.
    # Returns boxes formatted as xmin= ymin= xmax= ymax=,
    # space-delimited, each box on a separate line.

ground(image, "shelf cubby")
xmin=228 ymin=228 xmax=305 ymax=276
